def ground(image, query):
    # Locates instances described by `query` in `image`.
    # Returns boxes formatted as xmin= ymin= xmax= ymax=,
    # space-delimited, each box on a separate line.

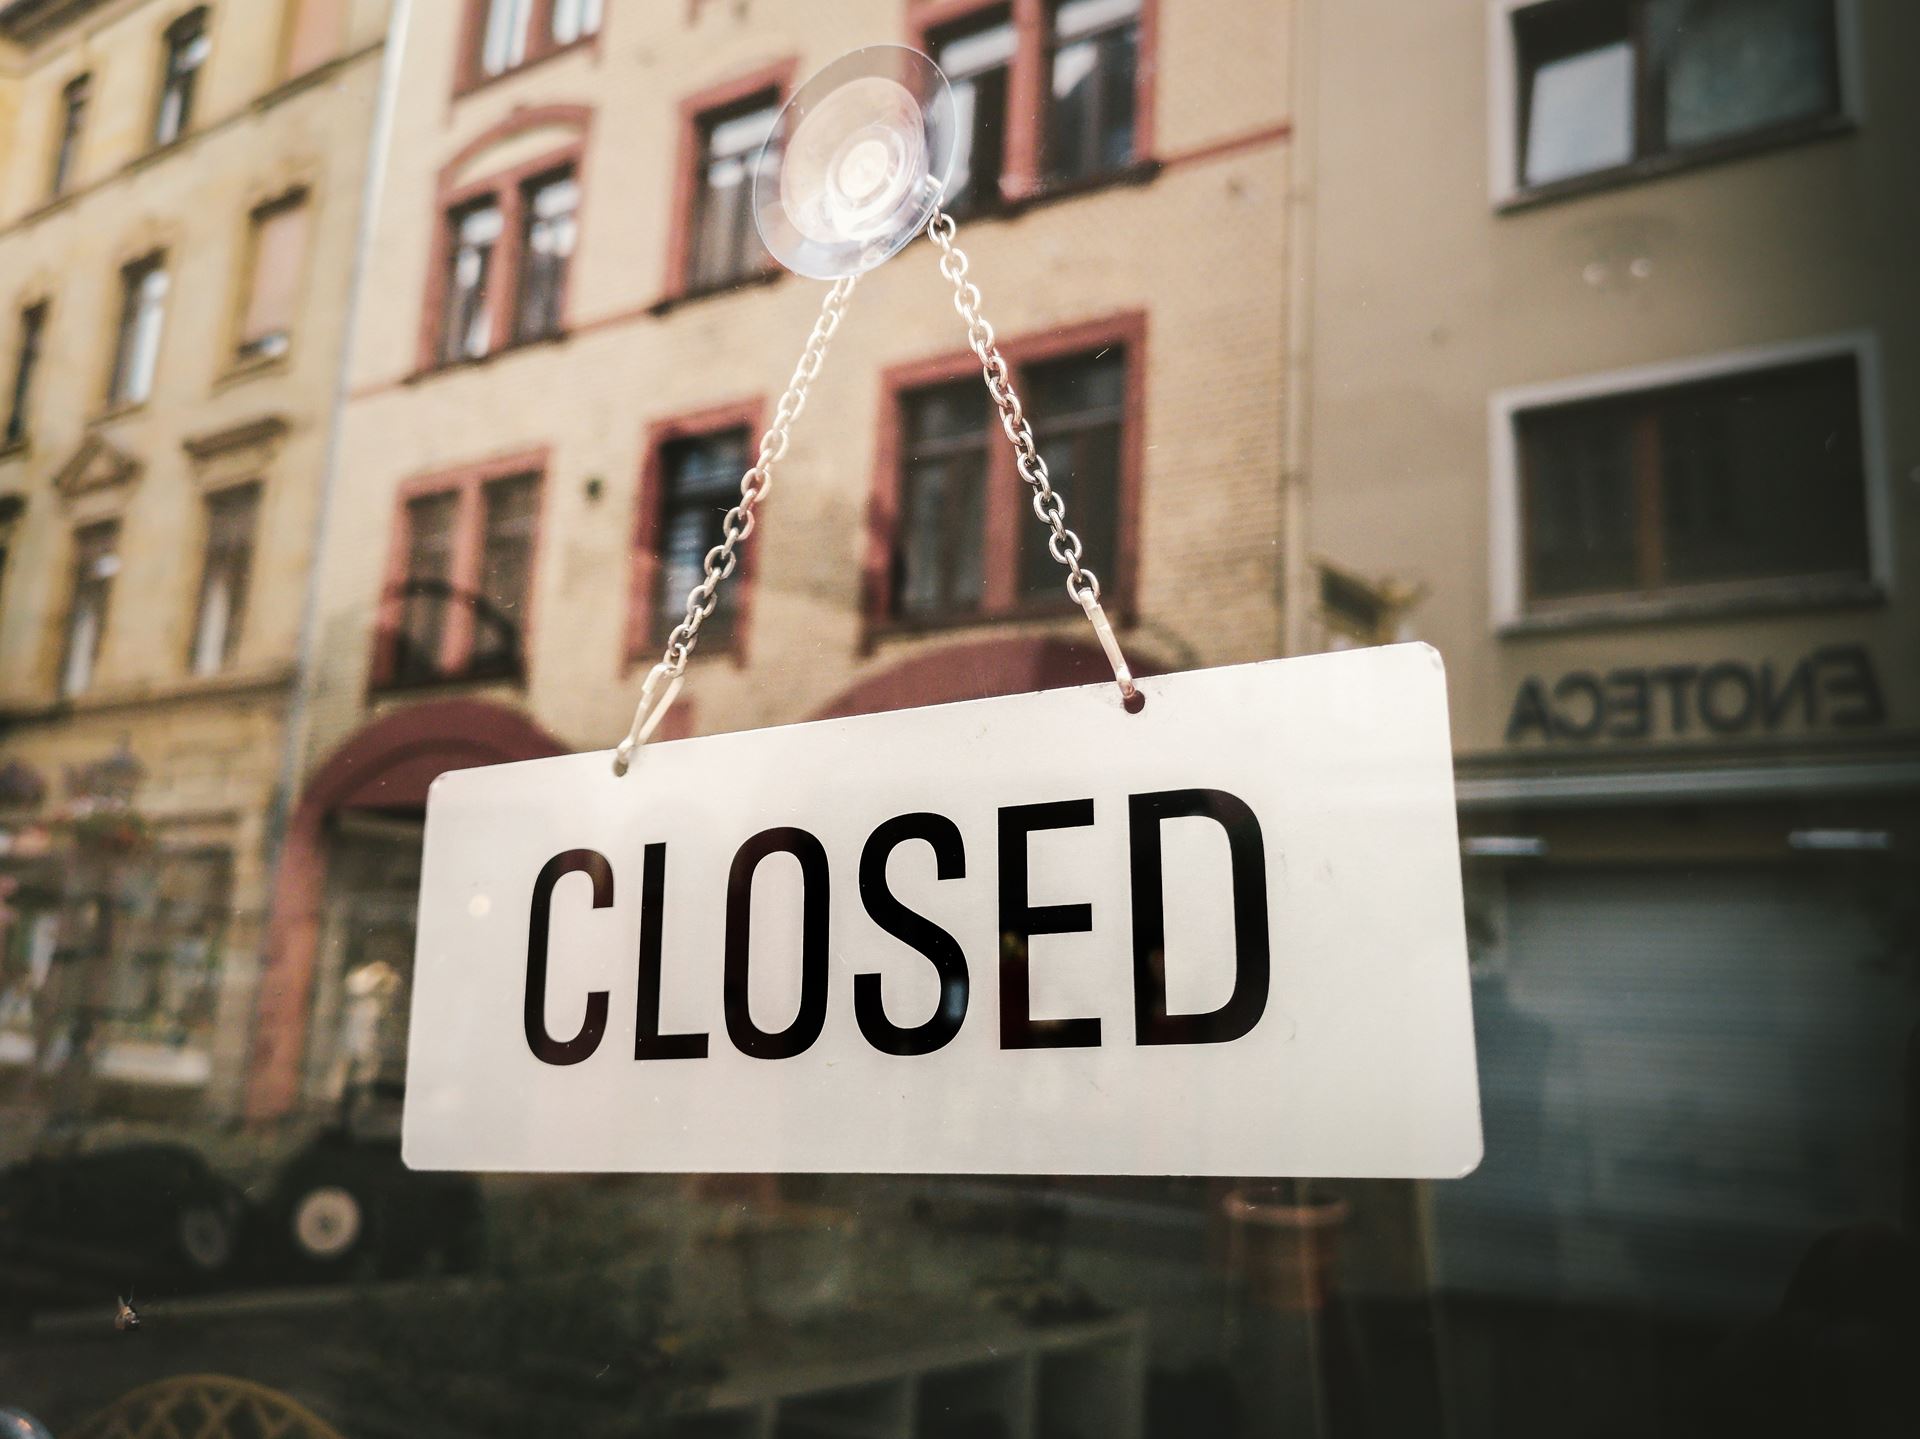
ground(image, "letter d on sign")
xmin=525 ymin=849 xmax=613 ymax=1066
xmin=1130 ymin=790 xmax=1270 ymax=1046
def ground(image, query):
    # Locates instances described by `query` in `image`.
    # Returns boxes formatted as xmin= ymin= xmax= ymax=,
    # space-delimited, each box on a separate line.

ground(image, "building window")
xmin=884 ymin=334 xmax=1136 ymax=626
xmin=61 ymin=521 xmax=120 ymax=699
xmin=189 ymin=484 xmax=260 ymax=676
xmin=550 ymin=0 xmax=603 ymax=46
xmin=471 ymin=472 xmax=538 ymax=675
xmin=50 ymin=74 xmax=90 ymax=197
xmin=154 ymin=8 xmax=211 ymax=148
xmin=1045 ymin=0 xmax=1143 ymax=186
xmin=5 ymin=303 xmax=47 ymax=448
xmin=643 ymin=427 xmax=751 ymax=651
xmin=933 ymin=13 xmax=1016 ymax=215
xmin=441 ymin=199 xmax=503 ymax=363
xmin=1515 ymin=353 xmax=1869 ymax=610
xmin=470 ymin=0 xmax=597 ymax=83
xmin=514 ymin=170 xmax=578 ymax=344
xmin=1511 ymin=0 xmax=1841 ymax=192
xmin=687 ymin=98 xmax=778 ymax=292
xmin=237 ymin=192 xmax=310 ymax=363
xmin=283 ymin=0 xmax=346 ymax=79
xmin=896 ymin=382 xmax=991 ymax=619
xmin=383 ymin=465 xmax=541 ymax=687
xmin=109 ymin=254 xmax=169 ymax=408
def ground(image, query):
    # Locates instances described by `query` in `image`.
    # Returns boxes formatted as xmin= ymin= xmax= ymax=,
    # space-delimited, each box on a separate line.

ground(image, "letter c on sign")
xmin=525 ymin=849 xmax=613 ymax=1066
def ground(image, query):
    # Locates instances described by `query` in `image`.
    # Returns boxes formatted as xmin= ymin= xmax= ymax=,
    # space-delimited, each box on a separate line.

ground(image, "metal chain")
xmin=614 ymin=274 xmax=858 ymax=775
xmin=926 ymin=206 xmax=1138 ymax=704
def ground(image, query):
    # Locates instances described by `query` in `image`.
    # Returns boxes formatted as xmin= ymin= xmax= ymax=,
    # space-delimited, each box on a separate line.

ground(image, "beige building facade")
xmin=1289 ymin=0 xmax=1919 ymax=1418
xmin=0 ymin=0 xmax=390 ymax=1133
xmin=251 ymin=0 xmax=1294 ymax=1119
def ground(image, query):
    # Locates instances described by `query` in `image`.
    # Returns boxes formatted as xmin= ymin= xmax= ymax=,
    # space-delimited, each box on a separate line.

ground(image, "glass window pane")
xmin=515 ymin=172 xmax=578 ymax=343
xmin=443 ymin=200 xmax=501 ymax=362
xmin=473 ymin=473 xmax=538 ymax=673
xmin=1047 ymin=0 xmax=1141 ymax=185
xmin=1657 ymin=356 xmax=1867 ymax=586
xmin=690 ymin=103 xmax=777 ymax=290
xmin=935 ymin=16 xmax=1015 ymax=214
xmin=1524 ymin=41 xmax=1635 ymax=185
xmin=1652 ymin=0 xmax=1838 ymax=150
xmin=655 ymin=430 xmax=750 ymax=644
xmin=1020 ymin=352 xmax=1125 ymax=597
xmin=397 ymin=491 xmax=458 ymax=680
xmin=1518 ymin=396 xmax=1641 ymax=600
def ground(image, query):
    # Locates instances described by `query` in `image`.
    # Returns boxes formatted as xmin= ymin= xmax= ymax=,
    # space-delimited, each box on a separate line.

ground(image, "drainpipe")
xmin=1280 ymin=0 xmax=1319 ymax=657
xmin=245 ymin=0 xmax=415 ymax=1118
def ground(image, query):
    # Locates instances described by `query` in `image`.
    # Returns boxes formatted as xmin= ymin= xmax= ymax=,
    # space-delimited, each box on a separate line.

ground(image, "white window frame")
xmin=1485 ymin=0 xmax=1867 ymax=207
xmin=1487 ymin=330 xmax=1891 ymax=632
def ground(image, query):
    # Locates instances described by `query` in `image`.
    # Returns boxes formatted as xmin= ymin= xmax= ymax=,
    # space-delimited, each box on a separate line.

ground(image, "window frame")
xmin=5 ymin=301 xmax=48 ymax=450
xmin=187 ymin=480 xmax=262 ymax=677
xmin=625 ymin=399 xmax=766 ymax=670
xmin=665 ymin=62 xmax=795 ymax=302
xmin=1487 ymin=0 xmax=1861 ymax=207
xmin=1488 ymin=332 xmax=1889 ymax=633
xmin=107 ymin=251 xmax=170 ymax=410
xmin=60 ymin=519 xmax=121 ymax=701
xmin=907 ymin=0 xmax=1159 ymax=210
xmin=49 ymin=72 xmax=90 ymax=199
xmin=864 ymin=310 xmax=1148 ymax=642
xmin=232 ymin=188 xmax=313 ymax=369
xmin=372 ymin=450 xmax=549 ymax=692
xmin=455 ymin=0 xmax=604 ymax=94
xmin=153 ymin=6 xmax=212 ymax=150
xmin=420 ymin=116 xmax=588 ymax=373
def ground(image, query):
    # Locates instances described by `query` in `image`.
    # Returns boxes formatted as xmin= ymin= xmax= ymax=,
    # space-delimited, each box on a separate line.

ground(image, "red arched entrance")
xmin=813 ymin=635 xmax=1148 ymax=720
xmin=245 ymin=700 xmax=565 ymax=1120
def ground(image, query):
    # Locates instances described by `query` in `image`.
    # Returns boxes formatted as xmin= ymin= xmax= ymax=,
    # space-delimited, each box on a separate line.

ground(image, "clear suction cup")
xmin=755 ymin=46 xmax=957 ymax=281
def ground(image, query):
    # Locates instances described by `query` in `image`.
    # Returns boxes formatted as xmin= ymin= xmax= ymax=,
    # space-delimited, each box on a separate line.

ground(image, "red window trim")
xmin=626 ymin=398 xmax=767 ymax=671
xmin=372 ymin=446 xmax=551 ymax=692
xmin=453 ymin=0 xmax=605 ymax=98
xmin=863 ymin=309 xmax=1147 ymax=646
xmin=662 ymin=57 xmax=798 ymax=303
xmin=417 ymin=105 xmax=591 ymax=376
xmin=906 ymin=0 xmax=1159 ymax=205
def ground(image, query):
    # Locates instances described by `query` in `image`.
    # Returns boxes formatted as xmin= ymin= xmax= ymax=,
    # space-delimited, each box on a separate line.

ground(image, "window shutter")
xmin=284 ymin=0 xmax=346 ymax=78
xmin=241 ymin=199 xmax=310 ymax=353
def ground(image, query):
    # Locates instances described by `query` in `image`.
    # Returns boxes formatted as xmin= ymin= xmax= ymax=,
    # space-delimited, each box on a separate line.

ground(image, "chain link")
xmin=614 ymin=274 xmax=857 ymax=774
xmin=926 ymin=207 xmax=1101 ymax=608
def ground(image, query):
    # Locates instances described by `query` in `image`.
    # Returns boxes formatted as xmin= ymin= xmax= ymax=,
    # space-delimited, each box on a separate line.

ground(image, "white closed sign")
xmin=403 ymin=644 xmax=1482 ymax=1178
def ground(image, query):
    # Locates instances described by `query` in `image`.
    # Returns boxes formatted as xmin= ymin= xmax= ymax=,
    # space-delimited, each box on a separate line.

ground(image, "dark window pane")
xmin=934 ymin=14 xmax=1015 ymax=214
xmin=1657 ymin=357 xmax=1867 ymax=586
xmin=442 ymin=199 xmax=502 ymax=363
xmin=689 ymin=103 xmax=776 ymax=291
xmin=1650 ymin=0 xmax=1838 ymax=150
xmin=655 ymin=430 xmax=750 ymax=646
xmin=1519 ymin=396 xmax=1641 ymax=600
xmin=1046 ymin=0 xmax=1141 ymax=186
xmin=896 ymin=380 xmax=991 ymax=619
xmin=1515 ymin=0 xmax=1634 ymax=186
xmin=1019 ymin=351 xmax=1125 ymax=598
xmin=5 ymin=302 xmax=46 ymax=447
xmin=515 ymin=170 xmax=578 ymax=343
xmin=472 ymin=473 xmax=538 ymax=675
xmin=51 ymin=74 xmax=89 ymax=196
xmin=397 ymin=491 xmax=459 ymax=681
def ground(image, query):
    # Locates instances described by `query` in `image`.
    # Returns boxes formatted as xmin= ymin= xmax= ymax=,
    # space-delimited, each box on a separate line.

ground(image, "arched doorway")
xmin=68 ymin=1376 xmax=345 ymax=1439
xmin=245 ymin=701 xmax=565 ymax=1120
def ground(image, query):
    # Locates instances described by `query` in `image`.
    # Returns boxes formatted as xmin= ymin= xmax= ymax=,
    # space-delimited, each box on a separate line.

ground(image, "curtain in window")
xmin=481 ymin=0 xmax=535 ymax=76
xmin=1651 ymin=0 xmax=1837 ymax=150
xmin=443 ymin=203 xmax=502 ymax=362
xmin=516 ymin=174 xmax=578 ymax=343
xmin=551 ymin=0 xmax=604 ymax=46
xmin=114 ymin=262 xmax=169 ymax=405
